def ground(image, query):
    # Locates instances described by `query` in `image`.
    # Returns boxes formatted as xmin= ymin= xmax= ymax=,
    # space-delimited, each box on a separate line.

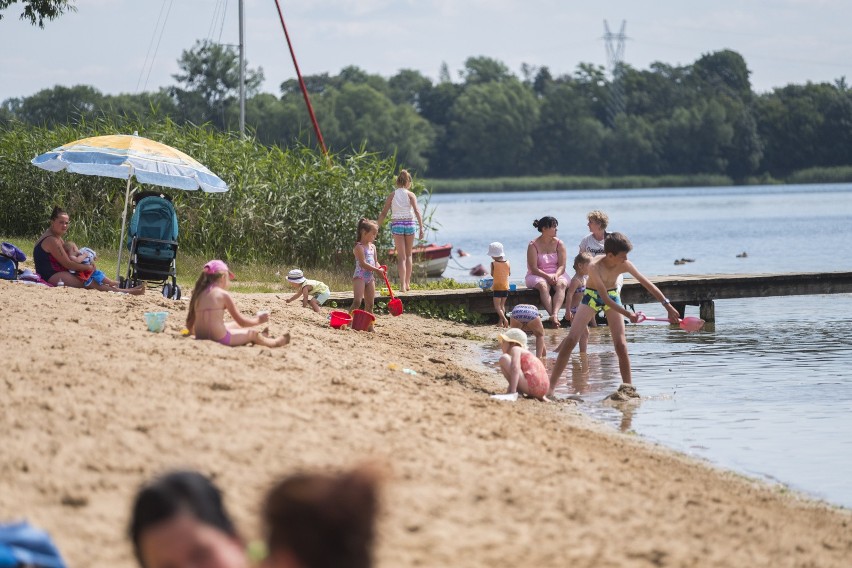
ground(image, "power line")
xmin=136 ymin=0 xmax=169 ymax=93
xmin=142 ymin=0 xmax=174 ymax=94
xmin=603 ymin=20 xmax=628 ymax=126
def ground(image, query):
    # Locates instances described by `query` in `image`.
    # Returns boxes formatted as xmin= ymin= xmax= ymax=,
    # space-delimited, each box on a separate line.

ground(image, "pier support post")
xmin=672 ymin=302 xmax=687 ymax=319
xmin=699 ymin=300 xmax=715 ymax=322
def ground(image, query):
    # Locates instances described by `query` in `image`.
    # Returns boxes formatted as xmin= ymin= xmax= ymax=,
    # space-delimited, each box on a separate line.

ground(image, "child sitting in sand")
xmin=507 ymin=304 xmax=545 ymax=358
xmin=186 ymin=259 xmax=290 ymax=347
xmin=352 ymin=218 xmax=385 ymax=314
xmin=63 ymin=241 xmax=123 ymax=289
xmin=284 ymin=269 xmax=330 ymax=313
xmin=496 ymin=328 xmax=549 ymax=401
xmin=548 ymin=233 xmax=679 ymax=398
xmin=488 ymin=241 xmax=511 ymax=327
xmin=562 ymin=252 xmax=593 ymax=353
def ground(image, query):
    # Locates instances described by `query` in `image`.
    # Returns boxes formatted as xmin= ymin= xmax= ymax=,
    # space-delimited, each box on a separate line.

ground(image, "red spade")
xmin=378 ymin=265 xmax=403 ymax=316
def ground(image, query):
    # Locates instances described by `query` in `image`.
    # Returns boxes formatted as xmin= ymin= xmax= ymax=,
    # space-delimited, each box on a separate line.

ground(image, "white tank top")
xmin=391 ymin=188 xmax=414 ymax=220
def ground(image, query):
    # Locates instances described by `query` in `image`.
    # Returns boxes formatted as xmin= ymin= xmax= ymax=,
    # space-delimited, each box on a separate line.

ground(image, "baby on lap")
xmin=63 ymin=242 xmax=119 ymax=288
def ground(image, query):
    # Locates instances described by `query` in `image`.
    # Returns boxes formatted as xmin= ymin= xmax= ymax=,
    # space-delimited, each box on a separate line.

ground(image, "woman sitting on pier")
xmin=525 ymin=216 xmax=569 ymax=327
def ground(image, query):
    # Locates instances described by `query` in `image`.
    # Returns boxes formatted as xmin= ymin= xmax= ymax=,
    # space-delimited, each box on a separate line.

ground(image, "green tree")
xmin=603 ymin=115 xmax=660 ymax=175
xmin=170 ymin=40 xmax=264 ymax=130
xmin=13 ymin=84 xmax=102 ymax=126
xmin=388 ymin=69 xmax=433 ymax=108
xmin=445 ymin=79 xmax=539 ymax=176
xmin=533 ymin=83 xmax=605 ymax=174
xmin=459 ymin=56 xmax=514 ymax=85
xmin=0 ymin=0 xmax=74 ymax=27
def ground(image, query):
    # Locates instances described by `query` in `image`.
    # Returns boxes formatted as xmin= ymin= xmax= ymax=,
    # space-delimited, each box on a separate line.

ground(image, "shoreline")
xmin=1 ymin=282 xmax=850 ymax=567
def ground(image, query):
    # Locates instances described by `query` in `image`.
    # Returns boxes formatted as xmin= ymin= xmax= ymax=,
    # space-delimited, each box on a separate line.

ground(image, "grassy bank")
xmin=422 ymin=174 xmax=736 ymax=193
xmin=2 ymin=236 xmax=474 ymax=296
xmin=423 ymin=167 xmax=852 ymax=193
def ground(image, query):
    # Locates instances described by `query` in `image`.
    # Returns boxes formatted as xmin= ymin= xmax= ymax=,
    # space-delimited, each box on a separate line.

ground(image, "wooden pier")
xmin=329 ymin=271 xmax=852 ymax=322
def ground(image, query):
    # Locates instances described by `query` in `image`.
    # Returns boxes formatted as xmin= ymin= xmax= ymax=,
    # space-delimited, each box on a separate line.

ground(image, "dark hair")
xmin=263 ymin=466 xmax=382 ymax=568
xmin=50 ymin=205 xmax=67 ymax=221
xmin=532 ymin=216 xmax=558 ymax=232
xmin=604 ymin=232 xmax=633 ymax=255
xmin=129 ymin=470 xmax=238 ymax=566
xmin=356 ymin=218 xmax=379 ymax=243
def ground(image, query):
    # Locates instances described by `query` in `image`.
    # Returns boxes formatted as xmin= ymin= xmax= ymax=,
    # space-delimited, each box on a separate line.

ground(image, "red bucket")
xmin=351 ymin=309 xmax=376 ymax=331
xmin=329 ymin=310 xmax=352 ymax=329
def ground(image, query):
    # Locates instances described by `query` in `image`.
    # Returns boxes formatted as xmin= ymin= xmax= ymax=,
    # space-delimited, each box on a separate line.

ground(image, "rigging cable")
xmin=141 ymin=0 xmax=174 ymax=94
xmin=136 ymin=0 xmax=169 ymax=93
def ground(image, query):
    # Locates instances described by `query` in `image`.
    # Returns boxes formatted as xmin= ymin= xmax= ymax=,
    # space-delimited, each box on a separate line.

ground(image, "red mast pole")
xmin=273 ymin=0 xmax=328 ymax=155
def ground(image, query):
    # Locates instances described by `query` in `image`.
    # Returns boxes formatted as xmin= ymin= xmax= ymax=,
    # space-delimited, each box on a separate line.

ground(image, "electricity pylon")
xmin=603 ymin=20 xmax=627 ymax=126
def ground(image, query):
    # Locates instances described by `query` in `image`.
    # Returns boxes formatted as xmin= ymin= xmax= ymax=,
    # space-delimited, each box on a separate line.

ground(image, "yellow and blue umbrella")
xmin=31 ymin=132 xmax=229 ymax=279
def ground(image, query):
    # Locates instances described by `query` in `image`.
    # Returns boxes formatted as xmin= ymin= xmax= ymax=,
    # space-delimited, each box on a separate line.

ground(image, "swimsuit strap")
xmin=530 ymin=240 xmax=539 ymax=253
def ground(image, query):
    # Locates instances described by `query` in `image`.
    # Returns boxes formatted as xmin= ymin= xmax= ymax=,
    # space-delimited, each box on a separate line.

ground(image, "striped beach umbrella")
xmin=31 ymin=132 xmax=229 ymax=278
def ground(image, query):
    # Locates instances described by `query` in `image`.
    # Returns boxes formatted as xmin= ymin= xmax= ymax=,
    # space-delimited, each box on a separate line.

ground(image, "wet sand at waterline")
xmin=1 ymin=281 xmax=850 ymax=567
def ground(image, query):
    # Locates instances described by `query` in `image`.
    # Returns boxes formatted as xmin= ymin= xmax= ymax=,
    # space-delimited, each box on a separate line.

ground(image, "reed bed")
xmin=0 ymin=118 xmax=411 ymax=266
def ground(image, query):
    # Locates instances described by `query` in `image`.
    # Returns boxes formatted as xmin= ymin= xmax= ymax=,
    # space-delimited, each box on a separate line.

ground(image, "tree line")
xmin=3 ymin=40 xmax=852 ymax=181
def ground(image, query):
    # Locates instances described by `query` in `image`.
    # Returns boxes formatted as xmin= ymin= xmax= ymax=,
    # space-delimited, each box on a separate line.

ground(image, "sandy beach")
xmin=1 ymin=280 xmax=850 ymax=567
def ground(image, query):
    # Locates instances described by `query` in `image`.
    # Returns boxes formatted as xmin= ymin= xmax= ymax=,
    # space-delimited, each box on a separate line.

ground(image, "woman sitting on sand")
xmin=129 ymin=470 xmax=249 ymax=568
xmin=33 ymin=205 xmax=144 ymax=294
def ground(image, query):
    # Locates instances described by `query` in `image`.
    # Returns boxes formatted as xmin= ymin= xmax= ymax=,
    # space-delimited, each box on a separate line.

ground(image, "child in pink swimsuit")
xmin=186 ymin=260 xmax=290 ymax=347
xmin=496 ymin=328 xmax=549 ymax=401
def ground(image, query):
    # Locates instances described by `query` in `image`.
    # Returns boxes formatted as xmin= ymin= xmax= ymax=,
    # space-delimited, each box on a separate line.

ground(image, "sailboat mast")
xmin=238 ymin=0 xmax=246 ymax=136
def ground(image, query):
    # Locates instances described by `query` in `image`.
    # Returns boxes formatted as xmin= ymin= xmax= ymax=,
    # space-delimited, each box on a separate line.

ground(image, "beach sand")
xmin=1 ymin=281 xmax=850 ymax=567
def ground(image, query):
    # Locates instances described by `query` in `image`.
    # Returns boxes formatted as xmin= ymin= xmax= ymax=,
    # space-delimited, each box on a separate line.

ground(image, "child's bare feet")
xmin=550 ymin=315 xmax=560 ymax=328
xmin=273 ymin=332 xmax=291 ymax=347
xmin=128 ymin=284 xmax=145 ymax=295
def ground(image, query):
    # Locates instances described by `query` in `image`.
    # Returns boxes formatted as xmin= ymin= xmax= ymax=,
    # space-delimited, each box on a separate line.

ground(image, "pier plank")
xmin=328 ymin=271 xmax=852 ymax=322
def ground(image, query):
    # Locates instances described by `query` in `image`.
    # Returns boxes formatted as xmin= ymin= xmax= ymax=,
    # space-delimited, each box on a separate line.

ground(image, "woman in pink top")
xmin=525 ymin=216 xmax=569 ymax=327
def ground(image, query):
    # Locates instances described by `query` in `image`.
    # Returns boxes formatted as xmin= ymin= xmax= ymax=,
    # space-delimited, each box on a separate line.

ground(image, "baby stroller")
xmin=120 ymin=191 xmax=181 ymax=299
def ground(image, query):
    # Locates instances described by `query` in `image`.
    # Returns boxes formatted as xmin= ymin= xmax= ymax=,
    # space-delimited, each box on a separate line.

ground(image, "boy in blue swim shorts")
xmin=547 ymin=232 xmax=680 ymax=397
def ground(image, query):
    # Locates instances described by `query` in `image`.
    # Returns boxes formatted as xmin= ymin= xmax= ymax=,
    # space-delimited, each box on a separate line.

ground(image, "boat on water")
xmin=387 ymin=243 xmax=453 ymax=277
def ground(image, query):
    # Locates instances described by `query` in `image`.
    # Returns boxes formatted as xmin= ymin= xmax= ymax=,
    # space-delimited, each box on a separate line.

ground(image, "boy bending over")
xmin=548 ymin=232 xmax=679 ymax=397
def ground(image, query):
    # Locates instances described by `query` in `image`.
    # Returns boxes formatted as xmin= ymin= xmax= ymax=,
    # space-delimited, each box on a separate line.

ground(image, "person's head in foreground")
xmin=263 ymin=465 xmax=382 ymax=568
xmin=129 ymin=470 xmax=247 ymax=568
xmin=604 ymin=232 xmax=632 ymax=259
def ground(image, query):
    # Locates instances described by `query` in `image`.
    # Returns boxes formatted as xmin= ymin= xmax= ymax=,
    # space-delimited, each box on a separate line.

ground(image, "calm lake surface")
xmin=428 ymin=184 xmax=852 ymax=508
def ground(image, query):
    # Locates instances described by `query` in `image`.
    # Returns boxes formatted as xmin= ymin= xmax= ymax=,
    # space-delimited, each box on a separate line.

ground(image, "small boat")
xmin=387 ymin=243 xmax=453 ymax=277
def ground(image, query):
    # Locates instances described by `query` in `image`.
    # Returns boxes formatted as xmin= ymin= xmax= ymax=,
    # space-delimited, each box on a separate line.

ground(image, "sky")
xmin=2 ymin=0 xmax=851 ymax=102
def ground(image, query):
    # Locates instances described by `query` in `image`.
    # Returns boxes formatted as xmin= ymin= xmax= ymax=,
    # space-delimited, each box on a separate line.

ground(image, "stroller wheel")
xmin=162 ymin=283 xmax=173 ymax=299
xmin=173 ymin=285 xmax=182 ymax=300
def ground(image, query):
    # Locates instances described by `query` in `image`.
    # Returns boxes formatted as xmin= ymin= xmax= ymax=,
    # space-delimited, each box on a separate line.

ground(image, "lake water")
xmin=427 ymin=184 xmax=852 ymax=508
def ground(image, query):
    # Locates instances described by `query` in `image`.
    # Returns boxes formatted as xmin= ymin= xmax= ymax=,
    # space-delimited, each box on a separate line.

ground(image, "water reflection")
xmin=478 ymin=294 xmax=852 ymax=508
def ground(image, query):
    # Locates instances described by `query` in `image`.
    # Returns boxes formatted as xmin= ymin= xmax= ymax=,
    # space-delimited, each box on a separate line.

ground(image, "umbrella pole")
xmin=116 ymin=176 xmax=133 ymax=281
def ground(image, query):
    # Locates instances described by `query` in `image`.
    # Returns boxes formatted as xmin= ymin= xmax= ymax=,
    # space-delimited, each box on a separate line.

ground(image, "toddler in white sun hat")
xmin=284 ymin=269 xmax=331 ymax=313
xmin=488 ymin=241 xmax=511 ymax=327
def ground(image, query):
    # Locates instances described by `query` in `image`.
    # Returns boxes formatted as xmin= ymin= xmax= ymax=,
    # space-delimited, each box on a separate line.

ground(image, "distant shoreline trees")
xmin=2 ymin=45 xmax=851 ymax=181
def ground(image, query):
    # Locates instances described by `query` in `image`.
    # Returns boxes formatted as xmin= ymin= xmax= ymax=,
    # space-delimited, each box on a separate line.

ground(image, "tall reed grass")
xmin=0 ymin=118 xmax=414 ymax=267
